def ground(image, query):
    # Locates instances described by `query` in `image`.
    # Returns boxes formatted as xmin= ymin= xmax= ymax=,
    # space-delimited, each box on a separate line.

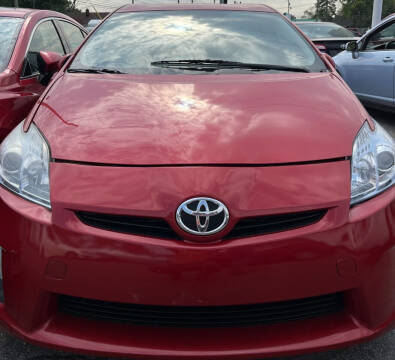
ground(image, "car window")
xmin=30 ymin=20 xmax=65 ymax=54
xmin=297 ymin=23 xmax=355 ymax=39
xmin=60 ymin=20 xmax=85 ymax=51
xmin=366 ymin=21 xmax=395 ymax=50
xmin=70 ymin=11 xmax=326 ymax=75
xmin=22 ymin=20 xmax=65 ymax=77
xmin=0 ymin=17 xmax=24 ymax=73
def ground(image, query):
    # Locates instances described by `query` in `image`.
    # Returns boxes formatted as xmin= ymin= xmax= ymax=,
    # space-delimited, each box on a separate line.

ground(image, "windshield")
xmin=70 ymin=10 xmax=326 ymax=75
xmin=297 ymin=23 xmax=355 ymax=39
xmin=0 ymin=17 xmax=24 ymax=72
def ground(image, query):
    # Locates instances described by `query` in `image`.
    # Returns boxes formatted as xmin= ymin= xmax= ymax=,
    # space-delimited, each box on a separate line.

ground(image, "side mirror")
xmin=323 ymin=53 xmax=336 ymax=68
xmin=346 ymin=41 xmax=358 ymax=52
xmin=39 ymin=51 xmax=71 ymax=75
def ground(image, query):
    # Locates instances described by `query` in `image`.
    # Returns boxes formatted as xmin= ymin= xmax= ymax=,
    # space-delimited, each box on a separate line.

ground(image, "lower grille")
xmin=59 ymin=292 xmax=343 ymax=328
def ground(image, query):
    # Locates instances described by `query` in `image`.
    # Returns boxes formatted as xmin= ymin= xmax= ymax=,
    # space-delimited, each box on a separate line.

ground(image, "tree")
xmin=315 ymin=0 xmax=337 ymax=21
xmin=338 ymin=0 xmax=395 ymax=27
xmin=0 ymin=0 xmax=77 ymax=12
xmin=302 ymin=6 xmax=318 ymax=19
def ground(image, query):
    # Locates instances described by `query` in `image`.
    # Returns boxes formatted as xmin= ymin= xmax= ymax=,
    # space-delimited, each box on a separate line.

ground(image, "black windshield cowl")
xmin=68 ymin=68 xmax=126 ymax=74
xmin=151 ymin=60 xmax=311 ymax=73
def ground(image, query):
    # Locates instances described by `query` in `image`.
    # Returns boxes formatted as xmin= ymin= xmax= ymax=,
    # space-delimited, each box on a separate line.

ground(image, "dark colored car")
xmin=296 ymin=21 xmax=359 ymax=56
xmin=0 ymin=7 xmax=86 ymax=140
xmin=0 ymin=4 xmax=394 ymax=359
xmin=346 ymin=27 xmax=363 ymax=37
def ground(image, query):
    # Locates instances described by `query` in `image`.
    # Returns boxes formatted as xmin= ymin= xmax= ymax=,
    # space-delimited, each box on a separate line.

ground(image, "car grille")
xmin=59 ymin=292 xmax=343 ymax=328
xmin=224 ymin=209 xmax=327 ymax=239
xmin=76 ymin=209 xmax=327 ymax=240
xmin=76 ymin=212 xmax=181 ymax=240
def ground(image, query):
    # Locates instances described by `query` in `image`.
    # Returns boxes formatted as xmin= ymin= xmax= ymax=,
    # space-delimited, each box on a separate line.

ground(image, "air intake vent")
xmin=76 ymin=209 xmax=327 ymax=240
xmin=59 ymin=292 xmax=343 ymax=328
xmin=224 ymin=209 xmax=327 ymax=239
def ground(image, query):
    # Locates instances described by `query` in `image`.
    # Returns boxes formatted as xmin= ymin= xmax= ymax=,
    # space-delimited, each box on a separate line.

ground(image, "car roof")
xmin=0 ymin=7 xmax=77 ymax=21
xmin=0 ymin=7 xmax=85 ymax=30
xmin=117 ymin=4 xmax=276 ymax=14
xmin=0 ymin=7 xmax=35 ymax=18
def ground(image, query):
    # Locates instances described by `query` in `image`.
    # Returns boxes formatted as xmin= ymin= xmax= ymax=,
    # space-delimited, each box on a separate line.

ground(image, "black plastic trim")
xmin=53 ymin=156 xmax=351 ymax=168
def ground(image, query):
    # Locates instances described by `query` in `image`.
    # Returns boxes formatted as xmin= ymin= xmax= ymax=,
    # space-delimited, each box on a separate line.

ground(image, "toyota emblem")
xmin=176 ymin=197 xmax=229 ymax=235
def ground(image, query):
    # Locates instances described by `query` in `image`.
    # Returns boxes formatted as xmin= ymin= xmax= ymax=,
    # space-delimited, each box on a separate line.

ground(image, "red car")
xmin=0 ymin=4 xmax=394 ymax=359
xmin=0 ymin=7 xmax=86 ymax=140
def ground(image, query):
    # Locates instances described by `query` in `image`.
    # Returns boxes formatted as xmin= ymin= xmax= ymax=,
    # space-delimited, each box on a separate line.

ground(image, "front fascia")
xmin=0 ymin=161 xmax=393 ymax=359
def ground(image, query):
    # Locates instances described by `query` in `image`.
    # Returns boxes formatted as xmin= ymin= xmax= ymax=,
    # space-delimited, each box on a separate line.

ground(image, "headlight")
xmin=0 ymin=122 xmax=51 ymax=208
xmin=351 ymin=120 xmax=394 ymax=205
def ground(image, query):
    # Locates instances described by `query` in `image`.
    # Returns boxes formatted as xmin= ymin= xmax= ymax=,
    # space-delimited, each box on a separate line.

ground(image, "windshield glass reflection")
xmin=71 ymin=11 xmax=325 ymax=74
xmin=0 ymin=17 xmax=24 ymax=72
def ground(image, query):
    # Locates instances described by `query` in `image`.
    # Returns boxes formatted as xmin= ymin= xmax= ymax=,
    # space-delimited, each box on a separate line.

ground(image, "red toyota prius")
xmin=0 ymin=7 xmax=86 ymax=141
xmin=0 ymin=5 xmax=394 ymax=359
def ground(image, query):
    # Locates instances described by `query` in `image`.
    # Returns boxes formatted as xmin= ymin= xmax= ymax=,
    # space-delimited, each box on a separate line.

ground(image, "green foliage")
xmin=315 ymin=0 xmax=337 ymax=21
xmin=338 ymin=0 xmax=395 ymax=27
xmin=303 ymin=6 xmax=318 ymax=20
xmin=0 ymin=0 xmax=77 ymax=12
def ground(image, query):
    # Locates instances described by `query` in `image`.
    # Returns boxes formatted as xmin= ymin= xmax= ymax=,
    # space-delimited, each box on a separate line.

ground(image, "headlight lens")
xmin=0 ymin=122 xmax=51 ymax=208
xmin=351 ymin=120 xmax=394 ymax=205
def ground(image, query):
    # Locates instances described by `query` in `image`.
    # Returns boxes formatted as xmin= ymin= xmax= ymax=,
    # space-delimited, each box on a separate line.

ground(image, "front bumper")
xmin=0 ymin=161 xmax=394 ymax=359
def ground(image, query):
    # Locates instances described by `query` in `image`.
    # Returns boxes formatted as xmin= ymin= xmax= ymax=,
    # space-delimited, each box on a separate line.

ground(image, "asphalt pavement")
xmin=0 ymin=107 xmax=393 ymax=360
xmin=370 ymin=108 xmax=395 ymax=138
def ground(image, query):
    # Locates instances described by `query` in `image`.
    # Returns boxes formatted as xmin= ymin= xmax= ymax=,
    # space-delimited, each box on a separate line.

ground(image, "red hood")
xmin=34 ymin=72 xmax=367 ymax=165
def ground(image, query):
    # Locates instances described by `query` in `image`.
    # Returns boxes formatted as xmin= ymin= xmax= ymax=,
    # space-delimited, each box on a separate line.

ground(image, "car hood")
xmin=34 ymin=72 xmax=367 ymax=165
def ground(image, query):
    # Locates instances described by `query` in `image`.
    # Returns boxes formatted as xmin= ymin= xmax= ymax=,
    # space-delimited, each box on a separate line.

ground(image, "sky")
xmin=76 ymin=0 xmax=318 ymax=18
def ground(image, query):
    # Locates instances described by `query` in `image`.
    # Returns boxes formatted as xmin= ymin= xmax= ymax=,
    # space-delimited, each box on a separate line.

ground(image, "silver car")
xmin=334 ymin=14 xmax=395 ymax=112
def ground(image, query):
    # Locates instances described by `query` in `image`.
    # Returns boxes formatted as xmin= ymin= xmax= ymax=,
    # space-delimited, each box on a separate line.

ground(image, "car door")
xmin=56 ymin=20 xmax=86 ymax=52
xmin=5 ymin=19 xmax=67 ymax=136
xmin=341 ymin=20 xmax=395 ymax=107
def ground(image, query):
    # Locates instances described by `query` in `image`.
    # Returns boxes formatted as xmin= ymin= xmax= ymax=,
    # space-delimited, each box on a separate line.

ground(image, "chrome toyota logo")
xmin=176 ymin=197 xmax=229 ymax=235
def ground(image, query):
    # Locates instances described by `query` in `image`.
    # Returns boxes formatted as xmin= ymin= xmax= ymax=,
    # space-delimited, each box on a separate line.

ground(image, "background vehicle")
xmin=85 ymin=19 xmax=100 ymax=32
xmin=346 ymin=26 xmax=363 ymax=37
xmin=0 ymin=7 xmax=87 ymax=140
xmin=295 ymin=21 xmax=359 ymax=55
xmin=334 ymin=14 xmax=395 ymax=112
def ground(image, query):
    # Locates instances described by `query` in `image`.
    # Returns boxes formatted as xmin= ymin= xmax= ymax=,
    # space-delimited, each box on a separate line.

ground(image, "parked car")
xmin=0 ymin=4 xmax=394 ymax=359
xmin=295 ymin=21 xmax=359 ymax=55
xmin=0 ymin=7 xmax=87 ymax=141
xmin=85 ymin=18 xmax=101 ymax=32
xmin=335 ymin=14 xmax=395 ymax=112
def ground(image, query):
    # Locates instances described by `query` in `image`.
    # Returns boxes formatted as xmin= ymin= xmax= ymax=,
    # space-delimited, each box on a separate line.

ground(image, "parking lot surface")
xmin=0 ymin=108 xmax=393 ymax=360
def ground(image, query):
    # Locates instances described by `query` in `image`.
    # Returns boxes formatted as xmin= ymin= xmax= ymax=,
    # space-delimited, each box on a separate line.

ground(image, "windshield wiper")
xmin=151 ymin=60 xmax=311 ymax=73
xmin=68 ymin=68 xmax=126 ymax=74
